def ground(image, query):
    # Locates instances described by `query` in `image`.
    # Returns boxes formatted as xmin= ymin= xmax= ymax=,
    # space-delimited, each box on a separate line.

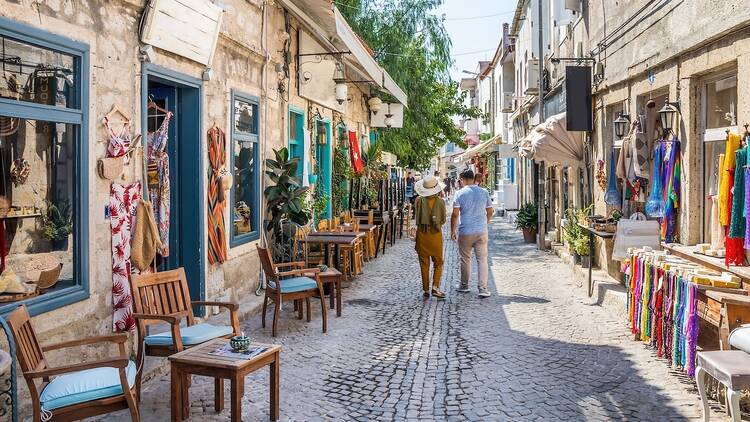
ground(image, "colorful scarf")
xmin=646 ymin=142 xmax=665 ymax=218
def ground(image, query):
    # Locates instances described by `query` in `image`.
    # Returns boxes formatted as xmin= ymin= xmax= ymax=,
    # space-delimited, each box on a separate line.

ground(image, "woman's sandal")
xmin=431 ymin=289 xmax=446 ymax=299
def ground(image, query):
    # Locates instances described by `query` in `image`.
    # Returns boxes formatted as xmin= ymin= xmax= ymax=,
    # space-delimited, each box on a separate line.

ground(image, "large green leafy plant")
xmin=332 ymin=139 xmax=354 ymax=216
xmin=264 ymin=148 xmax=309 ymax=233
xmin=515 ymin=202 xmax=538 ymax=232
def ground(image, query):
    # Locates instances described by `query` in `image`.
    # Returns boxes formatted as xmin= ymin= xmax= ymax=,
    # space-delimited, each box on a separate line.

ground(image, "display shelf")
xmin=663 ymin=243 xmax=750 ymax=289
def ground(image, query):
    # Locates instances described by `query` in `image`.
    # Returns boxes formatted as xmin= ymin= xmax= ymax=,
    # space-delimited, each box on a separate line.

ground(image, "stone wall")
xmin=588 ymin=0 xmax=750 ymax=250
xmin=1 ymin=0 xmax=378 ymax=415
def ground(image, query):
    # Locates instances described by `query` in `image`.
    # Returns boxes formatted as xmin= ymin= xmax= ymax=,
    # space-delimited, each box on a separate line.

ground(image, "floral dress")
xmin=147 ymin=112 xmax=173 ymax=257
xmin=109 ymin=182 xmax=141 ymax=332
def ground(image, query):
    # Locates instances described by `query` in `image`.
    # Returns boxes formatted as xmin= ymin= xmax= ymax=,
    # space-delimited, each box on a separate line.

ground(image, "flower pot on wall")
xmin=580 ymin=255 xmax=591 ymax=268
xmin=308 ymin=174 xmax=318 ymax=185
xmin=52 ymin=236 xmax=69 ymax=252
xmin=522 ymin=228 xmax=536 ymax=243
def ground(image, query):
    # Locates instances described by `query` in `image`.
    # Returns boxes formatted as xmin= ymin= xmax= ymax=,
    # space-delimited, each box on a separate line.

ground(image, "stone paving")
xmin=100 ymin=217 xmax=725 ymax=421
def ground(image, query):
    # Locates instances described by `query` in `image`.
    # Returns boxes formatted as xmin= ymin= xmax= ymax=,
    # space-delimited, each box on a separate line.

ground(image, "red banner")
xmin=348 ymin=131 xmax=365 ymax=174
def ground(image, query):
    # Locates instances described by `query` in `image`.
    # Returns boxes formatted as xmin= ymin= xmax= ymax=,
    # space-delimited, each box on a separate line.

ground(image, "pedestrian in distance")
xmin=414 ymin=175 xmax=447 ymax=299
xmin=443 ymin=173 xmax=453 ymax=198
xmin=451 ymin=169 xmax=494 ymax=298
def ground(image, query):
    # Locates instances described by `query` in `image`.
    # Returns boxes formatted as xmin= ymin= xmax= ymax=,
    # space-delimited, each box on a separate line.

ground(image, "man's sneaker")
xmin=457 ymin=285 xmax=470 ymax=293
xmin=478 ymin=288 xmax=491 ymax=298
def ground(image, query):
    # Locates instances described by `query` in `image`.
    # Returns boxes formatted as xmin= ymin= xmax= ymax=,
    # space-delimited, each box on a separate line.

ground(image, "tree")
xmin=337 ymin=0 xmax=482 ymax=170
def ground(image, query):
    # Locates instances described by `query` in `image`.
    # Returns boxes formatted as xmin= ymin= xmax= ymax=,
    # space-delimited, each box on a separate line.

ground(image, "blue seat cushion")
xmin=268 ymin=276 xmax=318 ymax=293
xmin=40 ymin=360 xmax=136 ymax=411
xmin=144 ymin=323 xmax=234 ymax=346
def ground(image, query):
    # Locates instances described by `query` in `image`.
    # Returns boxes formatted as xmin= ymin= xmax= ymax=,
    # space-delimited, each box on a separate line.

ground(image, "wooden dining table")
xmin=301 ymin=234 xmax=359 ymax=270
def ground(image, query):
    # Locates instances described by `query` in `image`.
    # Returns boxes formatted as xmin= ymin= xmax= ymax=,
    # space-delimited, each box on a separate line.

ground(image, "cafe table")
xmin=301 ymin=234 xmax=358 ymax=271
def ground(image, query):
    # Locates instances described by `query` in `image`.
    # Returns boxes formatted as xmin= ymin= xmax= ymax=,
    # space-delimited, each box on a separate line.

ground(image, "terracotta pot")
xmin=521 ymin=228 xmax=536 ymax=243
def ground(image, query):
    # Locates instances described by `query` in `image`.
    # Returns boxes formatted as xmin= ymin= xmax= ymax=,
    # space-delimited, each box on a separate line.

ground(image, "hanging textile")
xmin=616 ymin=127 xmax=637 ymax=185
xmin=729 ymin=147 xmax=747 ymax=238
xmin=632 ymin=128 xmax=651 ymax=179
xmin=604 ymin=149 xmax=621 ymax=206
xmin=207 ymin=126 xmax=228 ymax=265
xmin=661 ymin=138 xmax=681 ymax=243
xmin=348 ymin=131 xmax=364 ymax=174
xmin=744 ymin=167 xmax=750 ymax=249
xmin=109 ymin=181 xmax=142 ymax=332
xmin=720 ymin=133 xmax=741 ymax=225
xmin=147 ymin=112 xmax=173 ymax=257
xmin=645 ymin=142 xmax=665 ymax=218
xmin=711 ymin=154 xmax=726 ymax=251
xmin=104 ymin=116 xmax=132 ymax=164
xmin=625 ymin=250 xmax=700 ymax=376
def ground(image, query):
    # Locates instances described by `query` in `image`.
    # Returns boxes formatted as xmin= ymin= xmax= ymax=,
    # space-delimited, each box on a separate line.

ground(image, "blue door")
xmin=145 ymin=74 xmax=204 ymax=311
xmin=315 ymin=120 xmax=332 ymax=218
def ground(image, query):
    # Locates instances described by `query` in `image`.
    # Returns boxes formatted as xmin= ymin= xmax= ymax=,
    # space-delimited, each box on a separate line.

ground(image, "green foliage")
xmin=515 ymin=202 xmax=538 ymax=231
xmin=337 ymin=0 xmax=482 ymax=170
xmin=563 ymin=206 xmax=593 ymax=256
xmin=42 ymin=200 xmax=72 ymax=241
xmin=263 ymin=148 xmax=310 ymax=233
xmin=332 ymin=138 xmax=354 ymax=216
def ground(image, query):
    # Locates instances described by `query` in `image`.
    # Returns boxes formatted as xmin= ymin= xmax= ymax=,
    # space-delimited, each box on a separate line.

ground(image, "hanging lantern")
xmin=658 ymin=101 xmax=679 ymax=134
xmin=333 ymin=60 xmax=348 ymax=105
xmin=613 ymin=112 xmax=630 ymax=138
xmin=384 ymin=113 xmax=395 ymax=128
xmin=367 ymin=96 xmax=382 ymax=114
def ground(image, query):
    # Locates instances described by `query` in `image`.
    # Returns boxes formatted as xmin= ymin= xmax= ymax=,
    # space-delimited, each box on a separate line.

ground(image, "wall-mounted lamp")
xmin=367 ymin=96 xmax=383 ymax=114
xmin=613 ymin=112 xmax=630 ymax=138
xmin=139 ymin=44 xmax=155 ymax=63
xmin=333 ymin=59 xmax=348 ymax=105
xmin=658 ymin=101 xmax=680 ymax=134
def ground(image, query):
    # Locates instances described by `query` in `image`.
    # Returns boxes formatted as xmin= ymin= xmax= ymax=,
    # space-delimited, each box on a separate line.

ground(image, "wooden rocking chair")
xmin=6 ymin=305 xmax=140 ymax=422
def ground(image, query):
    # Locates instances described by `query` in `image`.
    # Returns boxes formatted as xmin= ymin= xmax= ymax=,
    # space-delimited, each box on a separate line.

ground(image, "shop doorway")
xmin=314 ymin=119 xmax=332 ymax=218
xmin=141 ymin=65 xmax=205 ymax=308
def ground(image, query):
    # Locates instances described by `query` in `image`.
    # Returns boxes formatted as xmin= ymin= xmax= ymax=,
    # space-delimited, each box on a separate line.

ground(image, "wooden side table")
xmin=168 ymin=339 xmax=281 ymax=422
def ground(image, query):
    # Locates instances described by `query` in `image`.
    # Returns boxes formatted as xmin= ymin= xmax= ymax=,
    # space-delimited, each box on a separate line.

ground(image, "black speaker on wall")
xmin=565 ymin=66 xmax=592 ymax=132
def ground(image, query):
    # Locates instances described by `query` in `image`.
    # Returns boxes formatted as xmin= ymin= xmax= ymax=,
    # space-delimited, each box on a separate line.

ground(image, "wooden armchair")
xmin=6 ymin=305 xmax=139 ymax=422
xmin=258 ymin=245 xmax=327 ymax=337
xmin=130 ymin=268 xmax=240 ymax=389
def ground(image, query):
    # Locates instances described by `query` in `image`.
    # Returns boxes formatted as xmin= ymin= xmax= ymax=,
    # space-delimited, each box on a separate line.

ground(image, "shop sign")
xmin=141 ymin=0 xmax=223 ymax=66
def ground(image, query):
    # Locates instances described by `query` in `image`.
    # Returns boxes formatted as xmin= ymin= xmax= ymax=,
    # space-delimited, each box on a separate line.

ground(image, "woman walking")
xmin=414 ymin=176 xmax=447 ymax=299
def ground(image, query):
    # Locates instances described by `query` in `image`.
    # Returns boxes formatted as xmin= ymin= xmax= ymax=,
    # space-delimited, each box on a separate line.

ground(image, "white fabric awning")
xmin=524 ymin=112 xmax=584 ymax=168
xmin=278 ymin=0 xmax=407 ymax=106
xmin=455 ymin=136 xmax=496 ymax=163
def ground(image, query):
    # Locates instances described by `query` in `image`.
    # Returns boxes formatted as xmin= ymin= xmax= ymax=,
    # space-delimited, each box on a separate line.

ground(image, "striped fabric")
xmin=207 ymin=127 xmax=228 ymax=264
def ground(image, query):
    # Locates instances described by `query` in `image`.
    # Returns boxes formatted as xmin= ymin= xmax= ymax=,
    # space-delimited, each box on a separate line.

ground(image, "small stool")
xmin=696 ymin=350 xmax=750 ymax=421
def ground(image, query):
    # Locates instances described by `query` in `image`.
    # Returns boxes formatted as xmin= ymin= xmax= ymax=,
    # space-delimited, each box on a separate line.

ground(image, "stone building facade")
xmin=0 ymin=0 xmax=403 ymax=413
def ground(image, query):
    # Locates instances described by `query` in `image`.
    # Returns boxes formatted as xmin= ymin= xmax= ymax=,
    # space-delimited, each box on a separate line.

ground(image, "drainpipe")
xmin=536 ymin=0 xmax=546 ymax=250
xmin=257 ymin=0 xmax=271 ymax=296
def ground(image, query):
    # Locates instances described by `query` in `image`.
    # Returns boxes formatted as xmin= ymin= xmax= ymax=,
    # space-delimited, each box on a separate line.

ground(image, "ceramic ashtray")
xmin=230 ymin=334 xmax=251 ymax=352
xmin=317 ymin=264 xmax=329 ymax=272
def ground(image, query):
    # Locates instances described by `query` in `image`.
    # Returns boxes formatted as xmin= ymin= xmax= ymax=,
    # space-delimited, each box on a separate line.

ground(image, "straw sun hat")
xmin=414 ymin=175 xmax=445 ymax=197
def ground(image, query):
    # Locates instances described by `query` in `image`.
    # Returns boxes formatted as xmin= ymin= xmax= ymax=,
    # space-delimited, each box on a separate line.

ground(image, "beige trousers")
xmin=458 ymin=233 xmax=489 ymax=289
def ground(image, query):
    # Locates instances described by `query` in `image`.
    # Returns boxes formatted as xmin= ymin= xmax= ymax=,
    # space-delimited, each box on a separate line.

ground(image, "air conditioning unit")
xmin=565 ymin=0 xmax=581 ymax=13
xmin=524 ymin=59 xmax=539 ymax=95
xmin=501 ymin=92 xmax=514 ymax=112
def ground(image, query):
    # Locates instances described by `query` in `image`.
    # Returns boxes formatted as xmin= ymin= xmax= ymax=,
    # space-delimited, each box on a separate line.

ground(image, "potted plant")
xmin=264 ymin=148 xmax=310 ymax=260
xmin=573 ymin=235 xmax=591 ymax=268
xmin=515 ymin=202 xmax=538 ymax=243
xmin=42 ymin=200 xmax=73 ymax=251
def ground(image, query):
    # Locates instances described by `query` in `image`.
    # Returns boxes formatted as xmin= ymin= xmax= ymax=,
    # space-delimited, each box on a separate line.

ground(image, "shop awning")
xmin=455 ymin=137 xmax=496 ymax=163
xmin=522 ymin=113 xmax=584 ymax=168
xmin=278 ymin=0 xmax=407 ymax=106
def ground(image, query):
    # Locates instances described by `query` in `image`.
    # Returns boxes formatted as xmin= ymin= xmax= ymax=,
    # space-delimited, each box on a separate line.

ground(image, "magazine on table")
xmin=210 ymin=344 xmax=268 ymax=360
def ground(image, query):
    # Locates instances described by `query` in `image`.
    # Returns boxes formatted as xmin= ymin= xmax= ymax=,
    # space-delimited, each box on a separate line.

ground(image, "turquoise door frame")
xmin=288 ymin=105 xmax=305 ymax=180
xmin=315 ymin=119 xmax=332 ymax=218
xmin=140 ymin=64 xmax=206 ymax=314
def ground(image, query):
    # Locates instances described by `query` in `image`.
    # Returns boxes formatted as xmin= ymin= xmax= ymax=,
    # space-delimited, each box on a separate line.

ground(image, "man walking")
xmin=451 ymin=169 xmax=494 ymax=298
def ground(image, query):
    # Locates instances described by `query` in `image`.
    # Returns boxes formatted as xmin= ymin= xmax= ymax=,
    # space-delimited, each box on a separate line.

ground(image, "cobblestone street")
xmin=101 ymin=218 xmax=715 ymax=421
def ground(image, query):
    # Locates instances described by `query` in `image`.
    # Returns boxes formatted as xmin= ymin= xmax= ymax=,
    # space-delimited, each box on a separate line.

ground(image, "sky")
xmin=434 ymin=0 xmax=518 ymax=83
